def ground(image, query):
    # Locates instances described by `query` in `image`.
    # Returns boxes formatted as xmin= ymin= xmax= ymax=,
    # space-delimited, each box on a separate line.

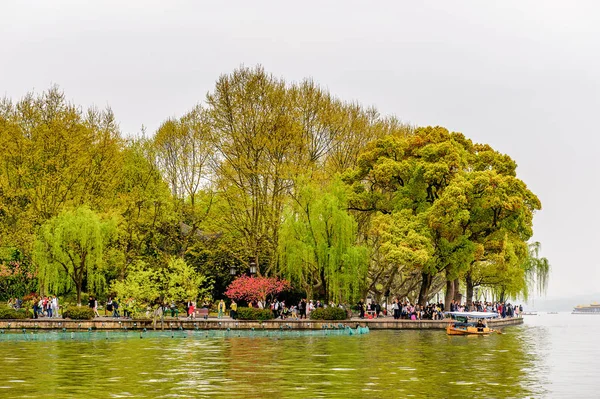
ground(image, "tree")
xmin=153 ymin=108 xmax=214 ymax=255
xmin=162 ymin=257 xmax=209 ymax=303
xmin=206 ymin=66 xmax=300 ymax=274
xmin=111 ymin=257 xmax=209 ymax=309
xmin=115 ymin=136 xmax=175 ymax=273
xmin=0 ymin=87 xmax=122 ymax=261
xmin=344 ymin=127 xmax=542 ymax=305
xmin=225 ymin=275 xmax=291 ymax=304
xmin=278 ymin=178 xmax=369 ymax=302
xmin=34 ymin=207 xmax=115 ymax=305
xmin=110 ymin=260 xmax=160 ymax=308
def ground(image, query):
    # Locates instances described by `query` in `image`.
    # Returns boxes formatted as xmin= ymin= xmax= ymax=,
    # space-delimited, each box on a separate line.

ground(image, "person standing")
xmin=45 ymin=296 xmax=52 ymax=318
xmin=32 ymin=297 xmax=39 ymax=319
xmin=392 ymin=299 xmax=400 ymax=320
xmin=106 ymin=297 xmax=113 ymax=317
xmin=113 ymin=299 xmax=120 ymax=318
xmin=358 ymin=300 xmax=365 ymax=319
xmin=51 ymin=296 xmax=59 ymax=318
xmin=299 ymin=299 xmax=307 ymax=319
xmin=188 ymin=301 xmax=195 ymax=319
xmin=218 ymin=299 xmax=226 ymax=318
xmin=230 ymin=300 xmax=237 ymax=320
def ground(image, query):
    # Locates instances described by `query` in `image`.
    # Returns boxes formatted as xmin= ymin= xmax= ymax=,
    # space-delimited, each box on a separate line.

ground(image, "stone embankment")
xmin=0 ymin=317 xmax=523 ymax=331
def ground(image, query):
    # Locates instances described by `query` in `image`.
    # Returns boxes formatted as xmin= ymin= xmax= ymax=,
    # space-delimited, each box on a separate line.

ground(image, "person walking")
xmin=89 ymin=296 xmax=100 ymax=318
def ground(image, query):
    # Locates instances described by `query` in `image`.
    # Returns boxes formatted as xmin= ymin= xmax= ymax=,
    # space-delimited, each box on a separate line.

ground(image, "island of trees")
xmin=0 ymin=66 xmax=549 ymax=312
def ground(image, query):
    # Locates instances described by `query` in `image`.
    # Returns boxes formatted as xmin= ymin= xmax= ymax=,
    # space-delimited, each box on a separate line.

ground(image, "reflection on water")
xmin=2 ymin=315 xmax=596 ymax=398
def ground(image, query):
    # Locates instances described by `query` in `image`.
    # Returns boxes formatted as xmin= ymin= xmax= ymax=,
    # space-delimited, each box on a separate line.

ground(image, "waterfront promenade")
xmin=0 ymin=316 xmax=523 ymax=331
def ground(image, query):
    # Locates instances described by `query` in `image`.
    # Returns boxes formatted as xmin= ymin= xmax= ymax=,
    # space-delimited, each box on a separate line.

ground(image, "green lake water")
xmin=0 ymin=314 xmax=597 ymax=398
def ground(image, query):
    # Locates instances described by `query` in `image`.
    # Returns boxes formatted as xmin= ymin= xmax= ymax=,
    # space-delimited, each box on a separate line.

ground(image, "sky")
xmin=1 ymin=1 xmax=599 ymax=299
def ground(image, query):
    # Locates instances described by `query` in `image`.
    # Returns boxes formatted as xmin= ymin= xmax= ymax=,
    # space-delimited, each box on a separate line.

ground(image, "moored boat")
xmin=444 ymin=311 xmax=500 ymax=335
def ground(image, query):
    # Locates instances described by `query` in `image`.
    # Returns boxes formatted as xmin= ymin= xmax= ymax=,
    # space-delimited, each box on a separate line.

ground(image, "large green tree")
xmin=0 ymin=87 xmax=122 ymax=260
xmin=345 ymin=126 xmax=542 ymax=305
xmin=34 ymin=207 xmax=115 ymax=305
xmin=278 ymin=178 xmax=368 ymax=302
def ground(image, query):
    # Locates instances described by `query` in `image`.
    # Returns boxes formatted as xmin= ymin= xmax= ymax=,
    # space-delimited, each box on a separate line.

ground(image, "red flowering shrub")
xmin=225 ymin=276 xmax=291 ymax=304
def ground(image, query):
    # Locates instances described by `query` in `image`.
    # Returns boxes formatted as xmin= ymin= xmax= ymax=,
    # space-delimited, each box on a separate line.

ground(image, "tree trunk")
xmin=417 ymin=272 xmax=432 ymax=306
xmin=453 ymin=278 xmax=461 ymax=303
xmin=444 ymin=279 xmax=454 ymax=311
xmin=466 ymin=272 xmax=474 ymax=311
xmin=76 ymin=282 xmax=82 ymax=307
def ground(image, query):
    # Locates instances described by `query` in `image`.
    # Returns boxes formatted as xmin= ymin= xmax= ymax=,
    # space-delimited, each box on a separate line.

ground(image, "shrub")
xmin=62 ymin=307 xmax=95 ymax=320
xmin=236 ymin=307 xmax=273 ymax=321
xmin=310 ymin=307 xmax=348 ymax=320
xmin=0 ymin=308 xmax=29 ymax=319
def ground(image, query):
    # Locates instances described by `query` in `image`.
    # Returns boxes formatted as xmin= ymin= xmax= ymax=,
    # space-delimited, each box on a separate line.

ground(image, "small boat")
xmin=522 ymin=311 xmax=538 ymax=316
xmin=547 ymin=312 xmax=558 ymax=315
xmin=444 ymin=312 xmax=500 ymax=336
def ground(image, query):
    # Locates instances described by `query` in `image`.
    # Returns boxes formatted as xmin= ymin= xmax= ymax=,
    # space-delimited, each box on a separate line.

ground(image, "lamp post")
xmin=249 ymin=260 xmax=257 ymax=276
xmin=229 ymin=265 xmax=237 ymax=276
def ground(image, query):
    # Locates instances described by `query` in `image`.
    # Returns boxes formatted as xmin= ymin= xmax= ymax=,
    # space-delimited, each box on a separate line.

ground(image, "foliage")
xmin=225 ymin=275 xmax=291 ymax=304
xmin=309 ymin=307 xmax=348 ymax=320
xmin=344 ymin=127 xmax=542 ymax=304
xmin=0 ymin=260 xmax=37 ymax=301
xmin=0 ymin=308 xmax=29 ymax=319
xmin=110 ymin=260 xmax=160 ymax=307
xmin=62 ymin=306 xmax=95 ymax=320
xmin=161 ymin=257 xmax=209 ymax=303
xmin=0 ymin=70 xmax=546 ymax=307
xmin=0 ymin=87 xmax=122 ymax=252
xmin=235 ymin=307 xmax=274 ymax=321
xmin=33 ymin=207 xmax=115 ymax=305
xmin=111 ymin=257 xmax=210 ymax=308
xmin=279 ymin=177 xmax=369 ymax=302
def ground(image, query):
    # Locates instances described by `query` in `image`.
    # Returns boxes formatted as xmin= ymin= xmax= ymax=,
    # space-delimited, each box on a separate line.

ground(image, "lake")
xmin=0 ymin=313 xmax=597 ymax=398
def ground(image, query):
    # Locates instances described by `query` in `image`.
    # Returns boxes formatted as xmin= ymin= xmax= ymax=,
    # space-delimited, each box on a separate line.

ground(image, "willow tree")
xmin=278 ymin=178 xmax=368 ymax=302
xmin=34 ymin=207 xmax=115 ymax=305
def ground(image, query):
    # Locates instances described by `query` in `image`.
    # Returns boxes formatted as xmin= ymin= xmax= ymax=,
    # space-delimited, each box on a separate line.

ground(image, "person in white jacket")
xmin=51 ymin=296 xmax=59 ymax=318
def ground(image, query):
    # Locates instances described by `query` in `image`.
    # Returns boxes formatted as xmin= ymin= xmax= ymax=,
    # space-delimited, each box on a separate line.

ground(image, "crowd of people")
xmin=356 ymin=298 xmax=524 ymax=320
xmin=7 ymin=296 xmax=60 ymax=318
xmin=5 ymin=294 xmax=524 ymax=321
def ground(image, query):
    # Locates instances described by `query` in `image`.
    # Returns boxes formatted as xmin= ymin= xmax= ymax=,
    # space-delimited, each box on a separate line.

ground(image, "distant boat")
xmin=547 ymin=312 xmax=558 ymax=314
xmin=572 ymin=302 xmax=600 ymax=314
xmin=522 ymin=311 xmax=538 ymax=316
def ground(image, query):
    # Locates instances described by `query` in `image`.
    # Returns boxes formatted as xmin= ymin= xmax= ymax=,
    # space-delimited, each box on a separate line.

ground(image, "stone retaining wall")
xmin=0 ymin=317 xmax=523 ymax=331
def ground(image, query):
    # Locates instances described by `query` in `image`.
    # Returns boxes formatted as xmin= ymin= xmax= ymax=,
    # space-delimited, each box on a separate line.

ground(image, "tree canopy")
xmin=0 ymin=66 xmax=547 ymax=307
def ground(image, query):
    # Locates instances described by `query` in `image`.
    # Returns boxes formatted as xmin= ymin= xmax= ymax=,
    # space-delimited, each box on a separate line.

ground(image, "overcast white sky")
xmin=2 ymin=1 xmax=599 ymax=299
